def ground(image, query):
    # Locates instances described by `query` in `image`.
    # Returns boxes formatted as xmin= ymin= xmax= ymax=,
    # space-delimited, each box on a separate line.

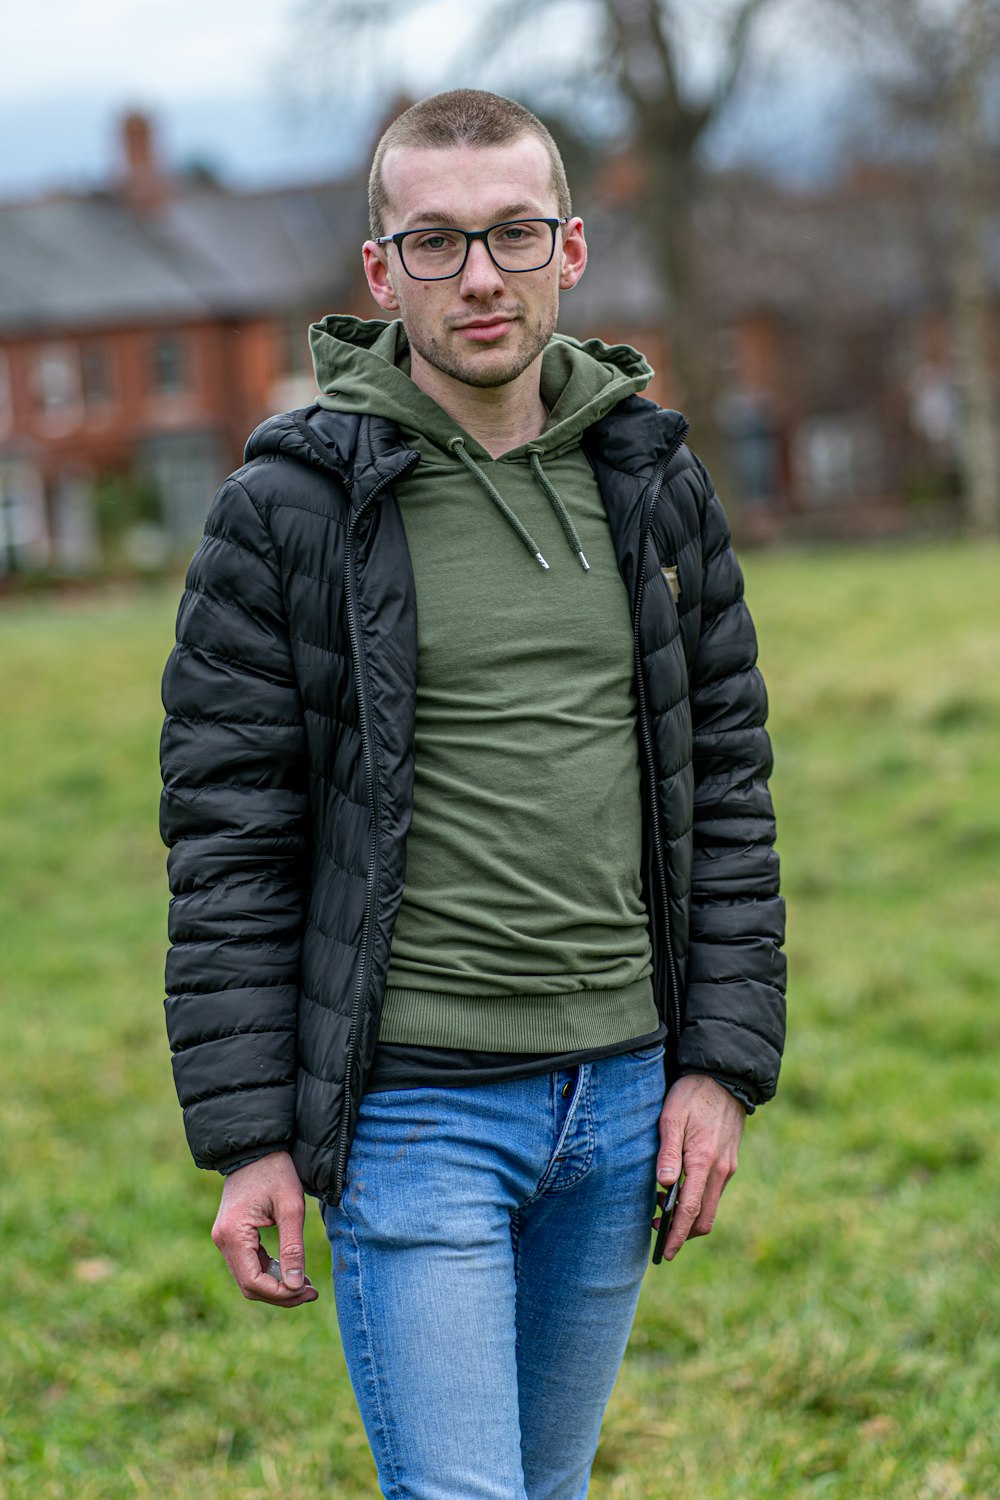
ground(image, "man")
xmin=160 ymin=89 xmax=785 ymax=1499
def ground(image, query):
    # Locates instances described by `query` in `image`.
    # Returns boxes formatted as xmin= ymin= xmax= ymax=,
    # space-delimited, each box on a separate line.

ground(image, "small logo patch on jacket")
xmin=660 ymin=563 xmax=681 ymax=602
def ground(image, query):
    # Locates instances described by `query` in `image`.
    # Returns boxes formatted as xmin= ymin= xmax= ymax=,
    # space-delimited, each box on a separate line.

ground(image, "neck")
xmin=408 ymin=349 xmax=547 ymax=458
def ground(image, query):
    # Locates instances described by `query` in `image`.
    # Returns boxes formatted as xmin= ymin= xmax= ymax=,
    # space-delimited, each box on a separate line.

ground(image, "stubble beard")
xmin=407 ymin=306 xmax=556 ymax=390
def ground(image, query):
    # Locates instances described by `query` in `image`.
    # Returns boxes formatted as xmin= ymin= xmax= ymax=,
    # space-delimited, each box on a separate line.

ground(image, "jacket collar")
xmin=583 ymin=394 xmax=688 ymax=478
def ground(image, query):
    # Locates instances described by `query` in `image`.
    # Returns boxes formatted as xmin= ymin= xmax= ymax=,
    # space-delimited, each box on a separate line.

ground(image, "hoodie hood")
xmin=301 ymin=315 xmax=664 ymax=571
xmin=309 ymin=314 xmax=654 ymax=463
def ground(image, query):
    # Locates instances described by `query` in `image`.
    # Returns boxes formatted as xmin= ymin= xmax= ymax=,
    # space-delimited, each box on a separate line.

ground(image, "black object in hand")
xmin=651 ymin=1178 xmax=681 ymax=1265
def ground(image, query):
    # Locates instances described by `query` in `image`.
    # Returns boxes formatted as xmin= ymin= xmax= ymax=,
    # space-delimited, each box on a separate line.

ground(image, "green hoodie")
xmin=310 ymin=315 xmax=659 ymax=1053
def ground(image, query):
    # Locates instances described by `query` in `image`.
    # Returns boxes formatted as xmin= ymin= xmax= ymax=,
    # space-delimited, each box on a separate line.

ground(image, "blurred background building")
xmin=0 ymin=113 xmax=373 ymax=576
xmin=1 ymin=0 xmax=997 ymax=580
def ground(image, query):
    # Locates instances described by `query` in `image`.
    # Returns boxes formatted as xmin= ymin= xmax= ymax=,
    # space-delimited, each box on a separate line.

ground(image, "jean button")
xmin=561 ymin=1079 xmax=573 ymax=1099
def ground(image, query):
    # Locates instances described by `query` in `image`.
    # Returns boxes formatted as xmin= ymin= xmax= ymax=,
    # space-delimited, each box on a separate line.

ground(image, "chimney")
xmin=120 ymin=110 xmax=167 ymax=213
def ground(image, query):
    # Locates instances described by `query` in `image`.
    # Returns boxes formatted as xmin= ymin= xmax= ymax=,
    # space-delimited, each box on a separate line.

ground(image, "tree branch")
xmin=712 ymin=0 xmax=773 ymax=115
xmin=601 ymin=0 xmax=681 ymax=114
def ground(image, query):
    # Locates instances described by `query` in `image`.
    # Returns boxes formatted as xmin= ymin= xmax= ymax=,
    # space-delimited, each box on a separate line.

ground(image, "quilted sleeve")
xmin=678 ymin=461 xmax=786 ymax=1104
xmin=160 ymin=476 xmax=308 ymax=1171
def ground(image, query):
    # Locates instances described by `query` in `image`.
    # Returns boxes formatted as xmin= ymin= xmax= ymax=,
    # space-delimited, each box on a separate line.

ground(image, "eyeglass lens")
xmin=399 ymin=220 xmax=555 ymax=279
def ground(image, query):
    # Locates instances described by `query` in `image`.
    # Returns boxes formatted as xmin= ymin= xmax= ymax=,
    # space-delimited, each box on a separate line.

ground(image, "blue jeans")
xmin=320 ymin=1043 xmax=665 ymax=1500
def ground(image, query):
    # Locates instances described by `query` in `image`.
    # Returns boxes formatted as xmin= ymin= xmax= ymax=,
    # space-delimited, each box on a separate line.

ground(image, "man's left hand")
xmin=654 ymin=1074 xmax=746 ymax=1261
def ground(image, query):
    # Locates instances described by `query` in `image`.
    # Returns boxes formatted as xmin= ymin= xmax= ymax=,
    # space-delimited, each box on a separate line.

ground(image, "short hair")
xmin=368 ymin=89 xmax=572 ymax=238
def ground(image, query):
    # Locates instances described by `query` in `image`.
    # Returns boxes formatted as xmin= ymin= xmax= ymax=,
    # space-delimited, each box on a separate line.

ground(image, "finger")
xmin=243 ymin=1245 xmax=317 ymax=1307
xmin=244 ymin=1275 xmax=319 ymax=1307
xmin=662 ymin=1166 xmax=708 ymax=1260
xmin=275 ymin=1193 xmax=307 ymax=1292
xmin=262 ymin=1251 xmax=319 ymax=1303
xmin=212 ymin=1212 xmax=270 ymax=1294
xmin=691 ymin=1161 xmax=735 ymax=1237
xmin=212 ymin=1217 xmax=313 ymax=1305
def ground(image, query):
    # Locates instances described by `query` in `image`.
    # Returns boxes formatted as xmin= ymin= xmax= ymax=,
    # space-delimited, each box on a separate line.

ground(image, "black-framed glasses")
xmin=373 ymin=217 xmax=569 ymax=281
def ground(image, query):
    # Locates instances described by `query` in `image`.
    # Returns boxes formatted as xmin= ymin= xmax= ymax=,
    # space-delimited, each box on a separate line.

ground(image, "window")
xmin=0 ymin=349 xmax=11 ymax=438
xmin=271 ymin=316 xmax=319 ymax=410
xmin=138 ymin=431 xmax=224 ymax=542
xmin=794 ymin=414 xmax=885 ymax=507
xmin=34 ymin=344 xmax=81 ymax=414
xmin=150 ymin=333 xmax=188 ymax=395
xmin=81 ymin=344 xmax=114 ymax=406
xmin=0 ymin=459 xmax=48 ymax=573
xmin=280 ymin=317 xmax=311 ymax=377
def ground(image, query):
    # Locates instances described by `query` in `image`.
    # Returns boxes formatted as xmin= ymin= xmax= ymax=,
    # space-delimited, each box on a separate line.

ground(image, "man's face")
xmin=364 ymin=135 xmax=586 ymax=393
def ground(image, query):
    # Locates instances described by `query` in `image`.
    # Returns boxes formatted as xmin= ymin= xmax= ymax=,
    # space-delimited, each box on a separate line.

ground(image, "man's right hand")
xmin=211 ymin=1151 xmax=319 ymax=1308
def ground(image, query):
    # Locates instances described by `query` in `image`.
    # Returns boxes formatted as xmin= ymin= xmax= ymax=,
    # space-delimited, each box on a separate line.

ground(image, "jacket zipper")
xmin=333 ymin=453 xmax=418 ymax=1200
xmin=631 ymin=422 xmax=689 ymax=1061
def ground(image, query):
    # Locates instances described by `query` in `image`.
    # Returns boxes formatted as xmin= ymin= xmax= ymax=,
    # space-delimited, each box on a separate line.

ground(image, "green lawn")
xmin=1 ymin=541 xmax=998 ymax=1499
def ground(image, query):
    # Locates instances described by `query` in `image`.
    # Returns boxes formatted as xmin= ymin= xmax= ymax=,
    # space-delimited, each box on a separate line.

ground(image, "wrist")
xmin=677 ymin=1071 xmax=755 ymax=1115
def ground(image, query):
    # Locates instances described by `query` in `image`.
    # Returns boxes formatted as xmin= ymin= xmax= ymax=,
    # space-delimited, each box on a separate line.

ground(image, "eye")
xmin=411 ymin=230 xmax=461 ymax=253
xmin=498 ymin=223 xmax=535 ymax=242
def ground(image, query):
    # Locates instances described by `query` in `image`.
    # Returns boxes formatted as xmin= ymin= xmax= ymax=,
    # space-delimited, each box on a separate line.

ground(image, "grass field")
xmin=1 ymin=540 xmax=998 ymax=1499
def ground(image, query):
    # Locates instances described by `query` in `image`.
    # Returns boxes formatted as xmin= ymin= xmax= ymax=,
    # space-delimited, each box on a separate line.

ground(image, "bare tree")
xmin=297 ymin=0 xmax=778 ymax=469
xmin=833 ymin=0 xmax=1000 ymax=536
xmin=591 ymin=0 xmax=773 ymax=459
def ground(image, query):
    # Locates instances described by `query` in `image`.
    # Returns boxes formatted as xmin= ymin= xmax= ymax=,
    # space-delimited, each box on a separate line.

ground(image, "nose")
xmin=457 ymin=237 xmax=505 ymax=298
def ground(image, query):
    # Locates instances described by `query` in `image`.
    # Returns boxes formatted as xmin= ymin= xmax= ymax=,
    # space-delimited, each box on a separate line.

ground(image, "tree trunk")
xmin=635 ymin=122 xmax=733 ymax=490
xmin=950 ymin=0 xmax=1000 ymax=536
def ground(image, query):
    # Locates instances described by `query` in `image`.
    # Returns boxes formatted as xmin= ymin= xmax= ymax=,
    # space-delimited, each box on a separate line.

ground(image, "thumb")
xmin=657 ymin=1121 xmax=683 ymax=1187
xmin=276 ymin=1193 xmax=306 ymax=1291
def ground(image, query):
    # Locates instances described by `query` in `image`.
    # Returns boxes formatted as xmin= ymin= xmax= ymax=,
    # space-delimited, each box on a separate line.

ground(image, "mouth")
xmin=454 ymin=315 xmax=519 ymax=343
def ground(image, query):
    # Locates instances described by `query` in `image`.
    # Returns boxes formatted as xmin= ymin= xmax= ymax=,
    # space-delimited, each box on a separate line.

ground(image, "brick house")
xmin=0 ymin=113 xmax=376 ymax=574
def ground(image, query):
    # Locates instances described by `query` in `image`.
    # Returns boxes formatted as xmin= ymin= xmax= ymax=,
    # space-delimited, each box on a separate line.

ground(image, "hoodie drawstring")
xmin=448 ymin=437 xmax=589 ymax=573
xmin=527 ymin=450 xmax=590 ymax=571
xmin=449 ymin=438 xmax=549 ymax=570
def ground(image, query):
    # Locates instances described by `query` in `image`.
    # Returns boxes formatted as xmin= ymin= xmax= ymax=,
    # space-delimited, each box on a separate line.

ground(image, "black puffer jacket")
xmin=160 ymin=396 xmax=785 ymax=1204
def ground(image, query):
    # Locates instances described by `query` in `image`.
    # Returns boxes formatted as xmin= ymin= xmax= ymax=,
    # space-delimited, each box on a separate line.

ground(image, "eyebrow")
xmin=400 ymin=202 xmax=543 ymax=229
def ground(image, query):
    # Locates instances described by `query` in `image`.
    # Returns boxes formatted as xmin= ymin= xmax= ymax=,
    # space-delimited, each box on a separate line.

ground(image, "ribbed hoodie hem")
xmin=378 ymin=977 xmax=657 ymax=1052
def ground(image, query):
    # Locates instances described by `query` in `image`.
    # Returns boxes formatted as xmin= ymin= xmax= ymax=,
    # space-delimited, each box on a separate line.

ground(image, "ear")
xmin=363 ymin=241 xmax=400 ymax=311
xmin=558 ymin=217 xmax=588 ymax=291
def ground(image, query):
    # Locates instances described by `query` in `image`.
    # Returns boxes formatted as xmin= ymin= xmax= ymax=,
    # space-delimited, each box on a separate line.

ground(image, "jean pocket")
xmin=627 ymin=1041 xmax=666 ymax=1061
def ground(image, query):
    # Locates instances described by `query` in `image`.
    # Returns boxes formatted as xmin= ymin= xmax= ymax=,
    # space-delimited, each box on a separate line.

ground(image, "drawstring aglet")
xmin=535 ymin=552 xmax=551 ymax=571
xmin=577 ymin=551 xmax=590 ymax=571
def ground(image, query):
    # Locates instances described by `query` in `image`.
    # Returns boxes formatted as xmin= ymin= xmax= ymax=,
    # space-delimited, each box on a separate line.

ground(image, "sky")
xmin=0 ymin=0 xmax=373 ymax=193
xmin=0 ymin=0 xmax=858 ymax=198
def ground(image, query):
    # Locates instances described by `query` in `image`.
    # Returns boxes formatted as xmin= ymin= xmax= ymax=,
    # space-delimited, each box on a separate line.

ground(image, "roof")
xmin=0 ymin=177 xmax=368 ymax=335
